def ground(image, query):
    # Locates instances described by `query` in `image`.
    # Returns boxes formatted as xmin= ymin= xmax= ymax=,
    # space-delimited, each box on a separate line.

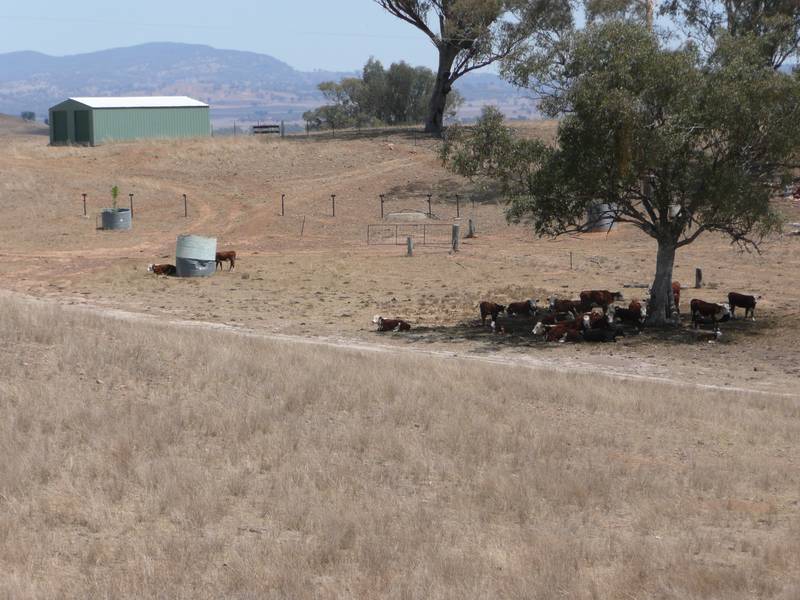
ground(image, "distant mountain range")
xmin=0 ymin=42 xmax=537 ymax=126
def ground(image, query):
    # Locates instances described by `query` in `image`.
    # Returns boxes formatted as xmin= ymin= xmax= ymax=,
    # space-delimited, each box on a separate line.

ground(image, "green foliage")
xmin=111 ymin=185 xmax=119 ymax=212
xmin=20 ymin=111 xmax=35 ymax=122
xmin=661 ymin=0 xmax=800 ymax=68
xmin=303 ymin=58 xmax=464 ymax=130
xmin=375 ymin=0 xmax=573 ymax=133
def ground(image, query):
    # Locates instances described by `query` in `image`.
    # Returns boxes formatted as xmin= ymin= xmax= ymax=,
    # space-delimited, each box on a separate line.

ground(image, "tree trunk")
xmin=425 ymin=45 xmax=459 ymax=136
xmin=646 ymin=237 xmax=678 ymax=327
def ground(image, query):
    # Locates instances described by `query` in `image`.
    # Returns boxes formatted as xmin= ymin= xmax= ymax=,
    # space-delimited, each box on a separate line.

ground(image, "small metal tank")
xmin=585 ymin=203 xmax=615 ymax=232
xmin=100 ymin=208 xmax=132 ymax=230
xmin=175 ymin=235 xmax=217 ymax=277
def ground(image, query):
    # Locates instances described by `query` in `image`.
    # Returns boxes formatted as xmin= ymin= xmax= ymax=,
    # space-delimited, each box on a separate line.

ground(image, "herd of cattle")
xmin=374 ymin=283 xmax=761 ymax=343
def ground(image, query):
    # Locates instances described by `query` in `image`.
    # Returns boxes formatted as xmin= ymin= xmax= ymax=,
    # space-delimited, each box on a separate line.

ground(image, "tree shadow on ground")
xmin=371 ymin=312 xmax=772 ymax=355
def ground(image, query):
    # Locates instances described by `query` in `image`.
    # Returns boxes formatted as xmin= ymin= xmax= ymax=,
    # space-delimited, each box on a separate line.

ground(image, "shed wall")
xmin=92 ymin=107 xmax=210 ymax=144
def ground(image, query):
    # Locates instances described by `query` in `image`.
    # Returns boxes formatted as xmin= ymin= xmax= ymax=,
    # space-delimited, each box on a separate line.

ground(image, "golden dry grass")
xmin=1 ymin=294 xmax=799 ymax=599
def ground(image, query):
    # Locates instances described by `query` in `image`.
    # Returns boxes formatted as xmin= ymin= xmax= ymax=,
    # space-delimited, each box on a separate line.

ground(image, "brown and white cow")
xmin=216 ymin=251 xmax=236 ymax=271
xmin=479 ymin=301 xmax=506 ymax=325
xmin=579 ymin=290 xmax=623 ymax=313
xmin=532 ymin=319 xmax=580 ymax=342
xmin=672 ymin=281 xmax=681 ymax=312
xmin=147 ymin=263 xmax=176 ymax=276
xmin=373 ymin=315 xmax=411 ymax=332
xmin=690 ymin=299 xmax=731 ymax=330
xmin=548 ymin=296 xmax=587 ymax=315
xmin=506 ymin=299 xmax=538 ymax=317
xmin=728 ymin=292 xmax=760 ymax=320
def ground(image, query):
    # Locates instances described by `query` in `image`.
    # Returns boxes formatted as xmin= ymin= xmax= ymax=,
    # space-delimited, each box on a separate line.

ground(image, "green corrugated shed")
xmin=48 ymin=96 xmax=210 ymax=146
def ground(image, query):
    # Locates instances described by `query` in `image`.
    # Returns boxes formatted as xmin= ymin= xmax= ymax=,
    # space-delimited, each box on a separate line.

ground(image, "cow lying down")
xmin=147 ymin=263 xmax=176 ymax=276
xmin=373 ymin=315 xmax=411 ymax=332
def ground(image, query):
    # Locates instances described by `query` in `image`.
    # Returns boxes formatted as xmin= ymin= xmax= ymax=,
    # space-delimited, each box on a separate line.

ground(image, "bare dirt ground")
xmin=1 ymin=117 xmax=799 ymax=396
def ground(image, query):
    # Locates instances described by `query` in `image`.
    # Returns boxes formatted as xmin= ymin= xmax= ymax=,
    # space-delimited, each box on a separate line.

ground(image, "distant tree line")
xmin=20 ymin=111 xmax=35 ymax=122
xmin=303 ymin=58 xmax=464 ymax=130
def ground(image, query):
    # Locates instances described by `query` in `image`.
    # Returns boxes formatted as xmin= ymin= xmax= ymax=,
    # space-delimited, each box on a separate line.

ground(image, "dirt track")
xmin=1 ymin=117 xmax=799 ymax=395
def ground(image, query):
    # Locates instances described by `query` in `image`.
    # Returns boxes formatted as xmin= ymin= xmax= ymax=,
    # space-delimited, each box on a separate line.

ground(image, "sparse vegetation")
xmin=1 ymin=294 xmax=799 ymax=598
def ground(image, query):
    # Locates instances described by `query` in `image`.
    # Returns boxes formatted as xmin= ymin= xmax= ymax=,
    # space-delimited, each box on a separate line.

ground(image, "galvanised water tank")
xmin=175 ymin=234 xmax=216 ymax=277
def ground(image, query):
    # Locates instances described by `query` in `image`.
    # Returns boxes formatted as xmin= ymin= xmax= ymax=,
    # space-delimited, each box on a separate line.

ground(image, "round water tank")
xmin=586 ymin=203 xmax=615 ymax=232
xmin=100 ymin=208 xmax=132 ymax=230
xmin=175 ymin=235 xmax=216 ymax=277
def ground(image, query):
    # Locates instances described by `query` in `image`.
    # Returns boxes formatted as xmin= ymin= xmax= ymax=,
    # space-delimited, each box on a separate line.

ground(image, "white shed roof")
xmin=69 ymin=96 xmax=208 ymax=109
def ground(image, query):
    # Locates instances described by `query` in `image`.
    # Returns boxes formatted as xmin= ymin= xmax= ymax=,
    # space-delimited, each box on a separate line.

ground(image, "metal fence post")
xmin=183 ymin=194 xmax=188 ymax=218
xmin=331 ymin=194 xmax=336 ymax=217
xmin=452 ymin=224 xmax=460 ymax=252
xmin=427 ymin=194 xmax=432 ymax=217
xmin=281 ymin=193 xmax=285 ymax=216
xmin=456 ymin=194 xmax=460 ymax=218
xmin=82 ymin=193 xmax=87 ymax=217
xmin=380 ymin=194 xmax=385 ymax=219
xmin=129 ymin=193 xmax=134 ymax=217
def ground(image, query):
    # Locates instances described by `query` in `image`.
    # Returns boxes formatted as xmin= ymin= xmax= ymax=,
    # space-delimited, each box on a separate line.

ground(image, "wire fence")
xmin=367 ymin=223 xmax=455 ymax=246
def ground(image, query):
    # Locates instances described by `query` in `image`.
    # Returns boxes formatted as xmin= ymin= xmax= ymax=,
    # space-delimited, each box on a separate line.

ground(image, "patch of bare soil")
xmin=0 ymin=120 xmax=798 ymax=396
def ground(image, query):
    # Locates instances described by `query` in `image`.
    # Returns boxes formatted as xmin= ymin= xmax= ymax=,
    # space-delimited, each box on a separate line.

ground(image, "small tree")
xmin=20 ymin=111 xmax=35 ymax=122
xmin=444 ymin=22 xmax=799 ymax=326
xmin=111 ymin=185 xmax=120 ymax=212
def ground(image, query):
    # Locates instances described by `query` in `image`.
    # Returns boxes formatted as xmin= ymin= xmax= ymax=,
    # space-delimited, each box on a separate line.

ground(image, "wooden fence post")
xmin=466 ymin=219 xmax=476 ymax=238
xmin=427 ymin=194 xmax=432 ymax=217
xmin=407 ymin=236 xmax=414 ymax=257
xmin=82 ymin=193 xmax=87 ymax=217
xmin=695 ymin=268 xmax=703 ymax=289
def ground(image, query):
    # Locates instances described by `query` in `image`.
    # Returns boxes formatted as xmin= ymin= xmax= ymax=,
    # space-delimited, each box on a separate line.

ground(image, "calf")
xmin=690 ymin=299 xmax=731 ymax=330
xmin=728 ymin=292 xmax=760 ymax=320
xmin=479 ymin=301 xmax=506 ymax=325
xmin=580 ymin=290 xmax=623 ymax=313
xmin=373 ymin=315 xmax=411 ymax=332
xmin=147 ymin=263 xmax=176 ymax=276
xmin=216 ymin=251 xmax=236 ymax=271
xmin=507 ymin=299 xmax=537 ymax=317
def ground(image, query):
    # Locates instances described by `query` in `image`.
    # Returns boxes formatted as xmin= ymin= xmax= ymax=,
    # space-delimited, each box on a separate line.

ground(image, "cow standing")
xmin=728 ymin=292 xmax=760 ymax=320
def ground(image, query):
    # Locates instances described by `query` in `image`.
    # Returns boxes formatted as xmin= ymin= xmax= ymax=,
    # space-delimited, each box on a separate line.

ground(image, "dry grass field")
xmin=2 ymin=293 xmax=800 ymax=599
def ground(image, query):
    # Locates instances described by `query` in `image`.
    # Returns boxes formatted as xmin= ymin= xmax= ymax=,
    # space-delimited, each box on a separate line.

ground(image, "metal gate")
xmin=367 ymin=223 xmax=454 ymax=246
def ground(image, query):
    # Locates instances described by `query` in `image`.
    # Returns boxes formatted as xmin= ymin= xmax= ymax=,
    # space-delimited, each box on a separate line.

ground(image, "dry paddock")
xmin=1 ymin=294 xmax=800 ymax=599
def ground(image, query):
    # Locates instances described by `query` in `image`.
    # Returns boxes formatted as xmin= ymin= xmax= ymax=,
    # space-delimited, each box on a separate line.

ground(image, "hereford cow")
xmin=507 ymin=299 xmax=538 ymax=317
xmin=690 ymin=299 xmax=731 ymax=330
xmin=548 ymin=297 xmax=587 ymax=315
xmin=728 ymin=292 xmax=760 ymax=320
xmin=533 ymin=320 xmax=580 ymax=342
xmin=479 ymin=301 xmax=506 ymax=325
xmin=216 ymin=251 xmax=236 ymax=271
xmin=539 ymin=311 xmax=577 ymax=325
xmin=581 ymin=311 xmax=613 ymax=330
xmin=580 ymin=290 xmax=623 ymax=313
xmin=147 ymin=263 xmax=176 ymax=276
xmin=373 ymin=315 xmax=411 ymax=332
xmin=610 ymin=304 xmax=646 ymax=329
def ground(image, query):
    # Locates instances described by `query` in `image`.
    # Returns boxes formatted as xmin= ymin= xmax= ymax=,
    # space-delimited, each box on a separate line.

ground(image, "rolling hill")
xmin=0 ymin=42 xmax=537 ymax=126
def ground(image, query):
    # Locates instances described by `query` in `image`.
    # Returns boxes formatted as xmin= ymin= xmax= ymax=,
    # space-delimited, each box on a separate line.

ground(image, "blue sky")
xmin=0 ymin=1 xmax=439 ymax=71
